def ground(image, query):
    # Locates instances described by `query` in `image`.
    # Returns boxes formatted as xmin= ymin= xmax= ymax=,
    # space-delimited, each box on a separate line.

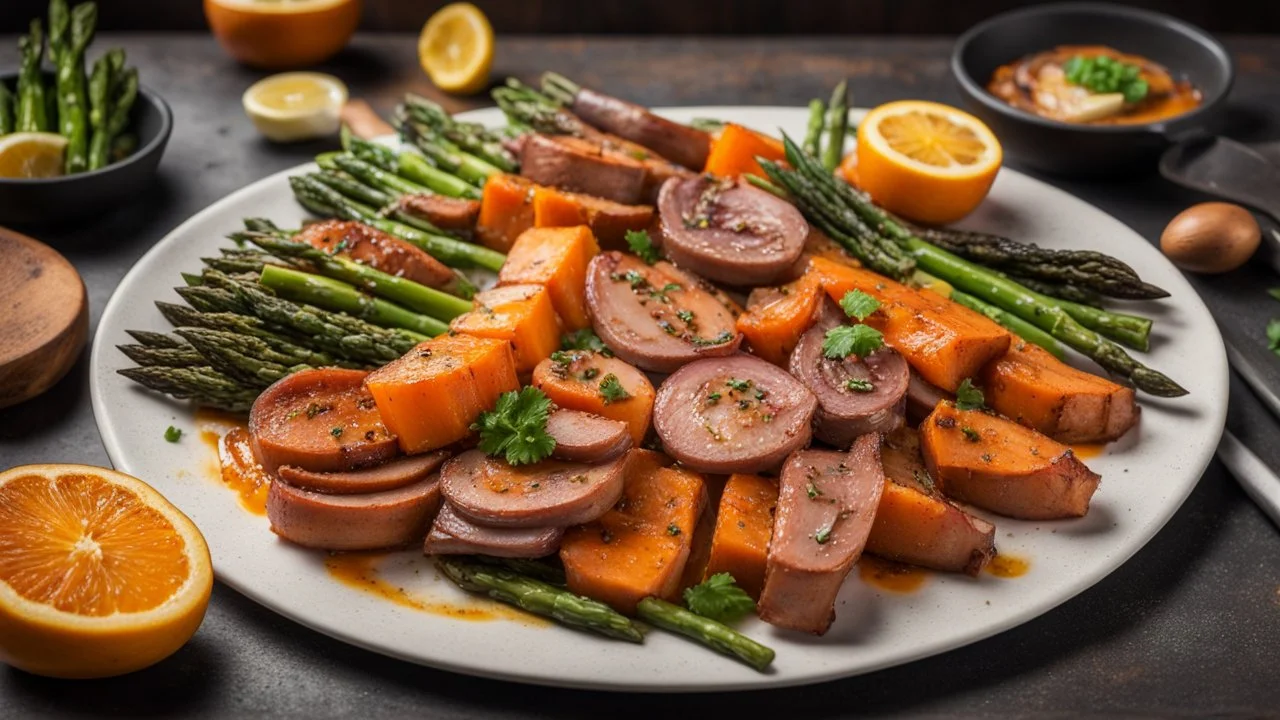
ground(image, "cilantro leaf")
xmin=1063 ymin=54 xmax=1149 ymax=103
xmin=683 ymin=572 xmax=755 ymax=624
xmin=164 ymin=426 xmax=182 ymax=443
xmin=839 ymin=289 xmax=880 ymax=322
xmin=626 ymin=229 xmax=662 ymax=265
xmin=598 ymin=373 xmax=631 ymax=405
xmin=473 ymin=387 xmax=557 ymax=466
xmin=822 ymin=324 xmax=884 ymax=359
xmin=955 ymin=378 xmax=985 ymax=411
xmin=561 ymin=328 xmax=612 ymax=356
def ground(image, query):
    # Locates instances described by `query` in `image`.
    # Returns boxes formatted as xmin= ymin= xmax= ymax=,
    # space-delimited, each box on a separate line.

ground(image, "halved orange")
xmin=855 ymin=100 xmax=1002 ymax=225
xmin=204 ymin=0 xmax=362 ymax=70
xmin=0 ymin=464 xmax=212 ymax=678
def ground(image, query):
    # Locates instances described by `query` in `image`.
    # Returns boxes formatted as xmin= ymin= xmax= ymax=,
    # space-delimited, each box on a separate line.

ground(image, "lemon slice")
xmin=0 ymin=133 xmax=68 ymax=179
xmin=418 ymin=2 xmax=494 ymax=95
xmin=0 ymin=464 xmax=212 ymax=678
xmin=243 ymin=72 xmax=349 ymax=142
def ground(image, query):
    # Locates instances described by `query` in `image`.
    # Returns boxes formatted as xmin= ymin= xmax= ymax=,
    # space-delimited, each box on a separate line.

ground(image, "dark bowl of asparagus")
xmin=0 ymin=0 xmax=173 ymax=226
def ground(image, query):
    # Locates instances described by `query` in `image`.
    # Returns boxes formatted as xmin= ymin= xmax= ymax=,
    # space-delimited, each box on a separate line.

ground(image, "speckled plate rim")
xmin=90 ymin=106 xmax=1227 ymax=692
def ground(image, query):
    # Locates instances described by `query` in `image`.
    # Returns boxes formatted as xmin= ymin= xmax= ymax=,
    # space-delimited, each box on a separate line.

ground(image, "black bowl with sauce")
xmin=951 ymin=3 xmax=1233 ymax=177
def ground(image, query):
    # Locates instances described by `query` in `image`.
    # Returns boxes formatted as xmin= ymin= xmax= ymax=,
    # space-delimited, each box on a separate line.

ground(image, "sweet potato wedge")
xmin=703 ymin=473 xmax=778 ymax=599
xmin=919 ymin=403 xmax=1101 ymax=520
xmin=868 ymin=427 xmax=996 ymax=575
xmin=499 ymin=226 xmax=601 ymax=331
xmin=476 ymin=174 xmax=536 ymax=252
xmin=531 ymin=349 xmax=656 ymax=445
xmin=736 ymin=273 xmax=826 ymax=367
xmin=450 ymin=284 xmax=562 ymax=374
xmin=808 ymin=256 xmax=1011 ymax=392
xmin=365 ymin=335 xmax=519 ymax=454
xmin=980 ymin=341 xmax=1139 ymax=444
xmin=532 ymin=185 xmax=655 ymax=248
xmin=703 ymin=123 xmax=787 ymax=178
xmin=560 ymin=450 xmax=706 ymax=614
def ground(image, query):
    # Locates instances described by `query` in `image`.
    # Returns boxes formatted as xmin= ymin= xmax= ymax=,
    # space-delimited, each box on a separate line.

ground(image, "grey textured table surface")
xmin=1 ymin=34 xmax=1279 ymax=718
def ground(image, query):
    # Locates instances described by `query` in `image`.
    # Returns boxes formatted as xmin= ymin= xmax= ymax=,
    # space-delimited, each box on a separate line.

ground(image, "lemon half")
xmin=0 ymin=133 xmax=69 ymax=179
xmin=243 ymin=72 xmax=349 ymax=142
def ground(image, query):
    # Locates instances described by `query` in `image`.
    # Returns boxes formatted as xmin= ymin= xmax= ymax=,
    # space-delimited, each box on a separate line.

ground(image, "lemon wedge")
xmin=0 ymin=133 xmax=68 ymax=179
xmin=243 ymin=72 xmax=349 ymax=142
xmin=418 ymin=2 xmax=494 ymax=95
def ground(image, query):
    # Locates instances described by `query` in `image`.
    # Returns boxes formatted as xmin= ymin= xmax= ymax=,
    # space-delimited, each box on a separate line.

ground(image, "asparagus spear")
xmin=238 ymin=231 xmax=473 ymax=321
xmin=332 ymin=152 xmax=432 ymax=197
xmin=87 ymin=54 xmax=111 ymax=167
xmin=258 ymin=264 xmax=449 ymax=337
xmin=118 ymin=343 xmax=206 ymax=368
xmin=0 ymin=82 xmax=15 ymax=135
xmin=290 ymin=175 xmax=506 ymax=272
xmin=947 ymin=289 xmax=1066 ymax=360
xmin=822 ymin=80 xmax=849 ymax=172
xmin=312 ymin=169 xmax=394 ymax=208
xmin=117 ymin=366 xmax=259 ymax=412
xmin=802 ymin=98 xmax=825 ymax=158
xmin=339 ymin=125 xmax=398 ymax=171
xmin=402 ymin=93 xmax=517 ymax=171
xmin=1002 ymin=273 xmax=1102 ymax=307
xmin=395 ymin=151 xmax=483 ymax=199
xmin=56 ymin=1 xmax=95 ymax=173
xmin=492 ymin=83 xmax=584 ymax=137
xmin=174 ymin=327 xmax=308 ymax=387
xmin=16 ymin=20 xmax=48 ymax=132
xmin=470 ymin=556 xmax=568 ymax=586
xmin=635 ymin=598 xmax=775 ymax=672
xmin=397 ymin=114 xmax=501 ymax=184
xmin=437 ymin=557 xmax=643 ymax=643
xmin=125 ymin=328 xmax=188 ymax=348
xmin=202 ymin=253 xmax=266 ymax=276
xmin=539 ymin=72 xmax=579 ymax=106
xmin=155 ymin=302 xmax=363 ymax=369
xmin=46 ymin=0 xmax=68 ymax=64
xmin=91 ymin=66 xmax=137 ymax=170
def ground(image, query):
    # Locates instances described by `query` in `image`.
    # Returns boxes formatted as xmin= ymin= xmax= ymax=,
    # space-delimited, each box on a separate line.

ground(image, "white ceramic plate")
xmin=90 ymin=107 xmax=1227 ymax=692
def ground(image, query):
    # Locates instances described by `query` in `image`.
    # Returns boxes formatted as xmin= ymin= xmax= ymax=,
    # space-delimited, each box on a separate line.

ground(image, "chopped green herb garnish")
xmin=961 ymin=426 xmax=980 ymax=442
xmin=667 ymin=523 xmax=682 ymax=536
xmin=599 ymin=374 xmax=631 ymax=405
xmin=822 ymin=324 xmax=884 ymax=359
xmin=330 ymin=426 xmax=344 ymax=438
xmin=726 ymin=378 xmax=752 ymax=392
xmin=955 ymin=378 xmax=985 ymax=411
xmin=706 ymin=391 xmax=722 ymax=404
xmin=839 ymin=289 xmax=880 ymax=321
xmin=682 ymin=572 xmax=755 ymax=624
xmin=581 ymin=367 xmax=600 ymax=380
xmin=473 ymin=387 xmax=557 ymax=465
xmin=1063 ymin=54 xmax=1149 ymax=103
xmin=806 ymin=481 xmax=821 ymax=499
xmin=846 ymin=378 xmax=874 ymax=393
xmin=690 ymin=330 xmax=734 ymax=346
xmin=164 ymin=426 xmax=182 ymax=443
xmin=676 ymin=309 xmax=695 ymax=325
xmin=620 ymin=270 xmax=648 ymax=288
xmin=561 ymin=328 xmax=612 ymax=356
xmin=626 ymin=229 xmax=662 ymax=264
xmin=814 ymin=526 xmax=832 ymax=544
xmin=549 ymin=350 xmax=573 ymax=366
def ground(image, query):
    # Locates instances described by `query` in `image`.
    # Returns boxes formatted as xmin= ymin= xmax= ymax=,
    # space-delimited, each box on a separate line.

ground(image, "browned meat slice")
xmin=440 ymin=449 xmax=627 ymax=528
xmin=398 ymin=194 xmax=482 ymax=231
xmin=657 ymin=175 xmax=808 ymax=286
xmin=424 ymin=502 xmax=564 ymax=557
xmin=789 ymin=306 xmax=910 ymax=448
xmin=653 ymin=354 xmax=817 ymax=474
xmin=546 ymin=409 xmax=633 ymax=463
xmin=570 ymin=87 xmax=712 ymax=170
xmin=249 ymin=368 xmax=399 ymax=475
xmin=294 ymin=219 xmax=455 ymax=289
xmin=520 ymin=134 xmax=647 ymax=204
xmin=906 ymin=369 xmax=952 ymax=426
xmin=869 ymin=427 xmax=996 ymax=575
xmin=585 ymin=251 xmax=741 ymax=373
xmin=276 ymin=451 xmax=449 ymax=495
xmin=758 ymin=435 xmax=885 ymax=634
xmin=266 ymin=473 xmax=442 ymax=551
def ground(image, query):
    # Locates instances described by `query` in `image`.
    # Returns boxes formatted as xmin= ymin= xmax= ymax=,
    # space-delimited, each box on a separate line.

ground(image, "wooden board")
xmin=0 ymin=226 xmax=88 ymax=409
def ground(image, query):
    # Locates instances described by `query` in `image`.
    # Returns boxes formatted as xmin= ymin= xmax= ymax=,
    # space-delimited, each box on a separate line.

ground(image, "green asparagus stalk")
xmin=340 ymin=125 xmax=398 ymax=171
xmin=87 ymin=55 xmax=112 ymax=167
xmin=239 ymin=232 xmax=473 ymax=321
xmin=470 ymin=556 xmax=568 ymax=586
xmin=306 ymin=168 xmax=456 ymax=237
xmin=90 ymin=65 xmax=137 ymax=170
xmin=398 ymin=115 xmax=501 ymax=184
xmin=125 ymin=328 xmax=187 ymax=348
xmin=948 ymin=289 xmax=1066 ymax=360
xmin=803 ymin=98 xmax=825 ymax=158
xmin=492 ymin=83 xmax=584 ymax=137
xmin=905 ymin=237 xmax=1184 ymax=395
xmin=402 ymin=93 xmax=517 ymax=171
xmin=332 ymin=152 xmax=432 ymax=197
xmin=822 ymin=80 xmax=849 ymax=172
xmin=117 ymin=365 xmax=259 ymax=412
xmin=46 ymin=0 xmax=68 ymax=64
xmin=437 ymin=557 xmax=643 ymax=643
xmin=313 ymin=169 xmax=394 ymax=208
xmin=56 ymin=1 xmax=95 ymax=173
xmin=258 ymin=264 xmax=449 ymax=337
xmin=0 ymin=82 xmax=15 ymax=135
xmin=635 ymin=597 xmax=775 ymax=672
xmin=16 ymin=20 xmax=48 ymax=132
xmin=539 ymin=72 xmax=579 ymax=106
xmin=1002 ymin=273 xmax=1102 ymax=307
xmin=174 ymin=327 xmax=309 ymax=387
xmin=154 ymin=302 xmax=364 ymax=369
xmin=395 ymin=151 xmax=483 ymax=199
xmin=118 ymin=343 xmax=207 ymax=368
xmin=289 ymin=175 xmax=506 ymax=272
xmin=688 ymin=117 xmax=725 ymax=133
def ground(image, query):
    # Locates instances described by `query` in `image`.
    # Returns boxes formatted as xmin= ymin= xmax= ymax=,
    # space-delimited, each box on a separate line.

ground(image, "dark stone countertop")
xmin=1 ymin=34 xmax=1278 ymax=718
